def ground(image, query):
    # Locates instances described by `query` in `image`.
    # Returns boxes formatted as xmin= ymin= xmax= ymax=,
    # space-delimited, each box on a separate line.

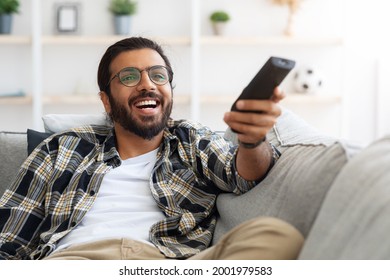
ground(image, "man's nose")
xmin=136 ymin=71 xmax=156 ymax=91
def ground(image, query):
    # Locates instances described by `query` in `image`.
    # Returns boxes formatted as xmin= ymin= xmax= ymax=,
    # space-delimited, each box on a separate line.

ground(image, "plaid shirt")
xmin=0 ymin=120 xmax=278 ymax=260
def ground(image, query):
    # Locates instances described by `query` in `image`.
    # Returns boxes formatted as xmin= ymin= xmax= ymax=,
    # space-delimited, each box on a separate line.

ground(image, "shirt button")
xmin=89 ymin=190 xmax=96 ymax=196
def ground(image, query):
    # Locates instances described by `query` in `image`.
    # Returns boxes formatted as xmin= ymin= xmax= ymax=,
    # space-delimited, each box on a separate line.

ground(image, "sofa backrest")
xmin=0 ymin=114 xmax=108 ymax=197
xmin=213 ymin=108 xmax=360 ymax=244
xmin=299 ymin=136 xmax=390 ymax=259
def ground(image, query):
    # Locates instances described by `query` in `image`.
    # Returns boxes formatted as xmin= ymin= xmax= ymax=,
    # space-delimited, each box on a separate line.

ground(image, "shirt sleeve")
xmin=0 ymin=141 xmax=53 ymax=260
xmin=189 ymin=127 xmax=252 ymax=195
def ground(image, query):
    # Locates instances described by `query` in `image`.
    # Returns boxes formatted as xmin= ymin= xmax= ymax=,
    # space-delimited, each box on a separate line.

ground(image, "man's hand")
xmin=223 ymin=87 xmax=285 ymax=145
xmin=222 ymin=87 xmax=284 ymax=181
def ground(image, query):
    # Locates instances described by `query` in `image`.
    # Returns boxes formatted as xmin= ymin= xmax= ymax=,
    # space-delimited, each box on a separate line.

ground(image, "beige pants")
xmin=44 ymin=217 xmax=304 ymax=260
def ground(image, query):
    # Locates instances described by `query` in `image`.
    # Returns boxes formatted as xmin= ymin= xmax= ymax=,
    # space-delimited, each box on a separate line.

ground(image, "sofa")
xmin=1 ymin=108 xmax=389 ymax=259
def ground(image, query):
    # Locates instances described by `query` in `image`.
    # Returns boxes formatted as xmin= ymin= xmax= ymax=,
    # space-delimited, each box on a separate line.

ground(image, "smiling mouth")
xmin=134 ymin=99 xmax=160 ymax=109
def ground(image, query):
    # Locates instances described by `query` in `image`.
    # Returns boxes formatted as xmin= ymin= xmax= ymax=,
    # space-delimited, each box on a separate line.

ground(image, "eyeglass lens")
xmin=118 ymin=66 xmax=169 ymax=87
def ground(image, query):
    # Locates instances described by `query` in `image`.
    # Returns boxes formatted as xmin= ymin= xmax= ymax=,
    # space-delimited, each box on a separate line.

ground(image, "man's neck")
xmin=114 ymin=124 xmax=163 ymax=160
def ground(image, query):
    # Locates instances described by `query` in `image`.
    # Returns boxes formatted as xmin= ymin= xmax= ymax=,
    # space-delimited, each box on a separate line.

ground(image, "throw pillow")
xmin=27 ymin=129 xmax=52 ymax=155
xmin=42 ymin=113 xmax=108 ymax=133
xmin=299 ymin=136 xmax=390 ymax=259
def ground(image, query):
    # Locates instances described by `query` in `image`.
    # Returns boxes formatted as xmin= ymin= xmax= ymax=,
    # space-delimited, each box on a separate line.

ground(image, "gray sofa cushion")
xmin=299 ymin=136 xmax=390 ymax=259
xmin=0 ymin=131 xmax=27 ymax=196
xmin=213 ymin=109 xmax=355 ymax=244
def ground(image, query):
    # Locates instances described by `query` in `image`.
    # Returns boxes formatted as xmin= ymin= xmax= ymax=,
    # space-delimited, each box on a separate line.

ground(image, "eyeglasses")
xmin=106 ymin=65 xmax=171 ymax=89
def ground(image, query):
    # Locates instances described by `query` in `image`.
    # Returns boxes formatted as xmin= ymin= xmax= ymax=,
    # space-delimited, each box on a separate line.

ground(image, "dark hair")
xmin=97 ymin=37 xmax=174 ymax=94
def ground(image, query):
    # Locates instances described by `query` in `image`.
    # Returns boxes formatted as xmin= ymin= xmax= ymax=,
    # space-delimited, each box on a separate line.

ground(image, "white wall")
xmin=342 ymin=0 xmax=390 ymax=146
xmin=1 ymin=0 xmax=389 ymax=147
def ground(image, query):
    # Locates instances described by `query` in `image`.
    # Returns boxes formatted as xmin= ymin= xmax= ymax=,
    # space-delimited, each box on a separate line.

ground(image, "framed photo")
xmin=56 ymin=3 xmax=80 ymax=33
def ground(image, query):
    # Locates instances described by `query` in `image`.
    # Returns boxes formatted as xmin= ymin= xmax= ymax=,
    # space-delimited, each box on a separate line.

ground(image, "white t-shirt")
xmin=55 ymin=148 xmax=164 ymax=251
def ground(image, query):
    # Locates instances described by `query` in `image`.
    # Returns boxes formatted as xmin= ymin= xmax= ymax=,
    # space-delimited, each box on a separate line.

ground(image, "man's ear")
xmin=100 ymin=91 xmax=111 ymax=114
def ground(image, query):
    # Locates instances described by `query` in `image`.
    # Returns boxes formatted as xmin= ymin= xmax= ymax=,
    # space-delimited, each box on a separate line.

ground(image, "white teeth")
xmin=135 ymin=100 xmax=157 ymax=107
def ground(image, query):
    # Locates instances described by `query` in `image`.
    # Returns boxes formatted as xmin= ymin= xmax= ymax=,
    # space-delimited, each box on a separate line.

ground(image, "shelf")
xmin=0 ymin=35 xmax=31 ymax=45
xmin=0 ymin=94 xmax=191 ymax=106
xmin=200 ymin=36 xmax=343 ymax=46
xmin=198 ymin=93 xmax=341 ymax=105
xmin=0 ymin=94 xmax=340 ymax=106
xmin=282 ymin=93 xmax=342 ymax=104
xmin=9 ymin=35 xmax=343 ymax=47
xmin=42 ymin=95 xmax=101 ymax=105
xmin=41 ymin=94 xmax=191 ymax=105
xmin=41 ymin=36 xmax=191 ymax=46
xmin=0 ymin=96 xmax=32 ymax=105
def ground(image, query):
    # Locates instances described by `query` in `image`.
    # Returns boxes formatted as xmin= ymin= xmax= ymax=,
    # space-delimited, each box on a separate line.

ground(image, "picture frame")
xmin=56 ymin=3 xmax=80 ymax=34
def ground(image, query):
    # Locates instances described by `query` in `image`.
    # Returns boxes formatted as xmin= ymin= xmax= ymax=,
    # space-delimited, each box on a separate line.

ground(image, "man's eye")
xmin=152 ymin=74 xmax=166 ymax=82
xmin=121 ymin=75 xmax=138 ymax=81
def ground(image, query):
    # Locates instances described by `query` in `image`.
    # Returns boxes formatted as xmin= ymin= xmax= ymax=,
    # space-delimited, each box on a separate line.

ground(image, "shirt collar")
xmin=97 ymin=128 xmax=120 ymax=165
xmin=98 ymin=125 xmax=179 ymax=165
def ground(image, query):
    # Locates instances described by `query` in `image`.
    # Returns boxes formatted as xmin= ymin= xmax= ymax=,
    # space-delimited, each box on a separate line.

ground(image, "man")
xmin=0 ymin=37 xmax=303 ymax=260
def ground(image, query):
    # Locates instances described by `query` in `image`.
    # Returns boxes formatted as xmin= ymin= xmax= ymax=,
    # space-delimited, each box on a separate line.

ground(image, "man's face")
xmin=105 ymin=48 xmax=173 ymax=140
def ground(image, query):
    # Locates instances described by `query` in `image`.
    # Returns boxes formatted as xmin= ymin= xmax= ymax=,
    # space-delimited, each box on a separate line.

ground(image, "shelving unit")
xmin=0 ymin=0 xmax=345 ymax=135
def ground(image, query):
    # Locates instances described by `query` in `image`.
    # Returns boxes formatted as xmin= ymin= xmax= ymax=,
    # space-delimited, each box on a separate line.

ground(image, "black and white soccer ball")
xmin=293 ymin=66 xmax=323 ymax=94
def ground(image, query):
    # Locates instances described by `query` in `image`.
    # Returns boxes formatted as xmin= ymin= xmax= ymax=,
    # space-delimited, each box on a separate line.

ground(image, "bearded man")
xmin=0 ymin=37 xmax=303 ymax=260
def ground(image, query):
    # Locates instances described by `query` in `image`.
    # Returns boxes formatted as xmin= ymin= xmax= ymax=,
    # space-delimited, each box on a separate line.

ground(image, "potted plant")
xmin=109 ymin=0 xmax=137 ymax=35
xmin=209 ymin=10 xmax=230 ymax=36
xmin=0 ymin=0 xmax=19 ymax=34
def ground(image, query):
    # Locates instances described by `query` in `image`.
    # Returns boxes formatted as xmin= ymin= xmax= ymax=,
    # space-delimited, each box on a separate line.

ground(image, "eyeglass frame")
xmin=105 ymin=65 xmax=173 ymax=90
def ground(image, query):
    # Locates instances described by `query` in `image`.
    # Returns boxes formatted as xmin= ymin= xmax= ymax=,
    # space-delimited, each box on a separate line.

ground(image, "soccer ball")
xmin=293 ymin=66 xmax=323 ymax=94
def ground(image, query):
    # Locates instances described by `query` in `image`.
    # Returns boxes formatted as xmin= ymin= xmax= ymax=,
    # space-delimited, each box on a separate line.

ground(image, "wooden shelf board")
xmin=201 ymin=36 xmax=343 ymax=46
xmin=42 ymin=95 xmax=101 ymax=105
xmin=0 ymin=35 xmax=31 ymax=44
xmin=42 ymin=94 xmax=191 ymax=105
xmin=0 ymin=96 xmax=32 ymax=105
xmin=199 ymin=93 xmax=342 ymax=104
xmin=0 ymin=93 xmax=341 ymax=106
xmin=42 ymin=36 xmax=191 ymax=46
xmin=282 ymin=93 xmax=342 ymax=104
xmin=27 ymin=35 xmax=343 ymax=47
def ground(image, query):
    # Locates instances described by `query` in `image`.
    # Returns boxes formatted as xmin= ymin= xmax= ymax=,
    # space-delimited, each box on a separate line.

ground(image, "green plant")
xmin=210 ymin=11 xmax=230 ymax=22
xmin=109 ymin=0 xmax=137 ymax=16
xmin=0 ymin=0 xmax=20 ymax=14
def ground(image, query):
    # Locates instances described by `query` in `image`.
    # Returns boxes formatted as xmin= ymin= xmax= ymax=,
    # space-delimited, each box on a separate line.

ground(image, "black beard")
xmin=108 ymin=91 xmax=173 ymax=140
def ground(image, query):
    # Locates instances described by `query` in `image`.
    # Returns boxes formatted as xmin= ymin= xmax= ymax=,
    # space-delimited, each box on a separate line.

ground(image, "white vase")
xmin=212 ymin=22 xmax=227 ymax=36
xmin=113 ymin=15 xmax=132 ymax=35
